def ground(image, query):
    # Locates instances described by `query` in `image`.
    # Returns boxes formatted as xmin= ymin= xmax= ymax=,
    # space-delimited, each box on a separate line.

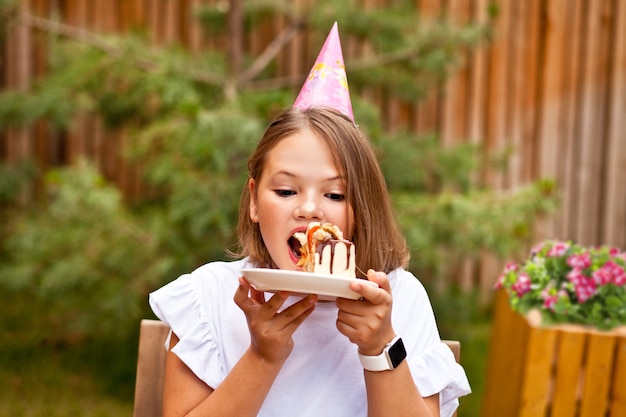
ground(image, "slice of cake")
xmin=293 ymin=222 xmax=356 ymax=277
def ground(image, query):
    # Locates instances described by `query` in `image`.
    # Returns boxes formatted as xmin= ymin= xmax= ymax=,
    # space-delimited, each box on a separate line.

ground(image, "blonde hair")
xmin=236 ymin=107 xmax=409 ymax=277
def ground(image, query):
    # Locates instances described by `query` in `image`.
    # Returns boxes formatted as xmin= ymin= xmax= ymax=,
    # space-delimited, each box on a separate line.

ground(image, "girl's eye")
xmin=326 ymin=193 xmax=345 ymax=202
xmin=275 ymin=189 xmax=296 ymax=197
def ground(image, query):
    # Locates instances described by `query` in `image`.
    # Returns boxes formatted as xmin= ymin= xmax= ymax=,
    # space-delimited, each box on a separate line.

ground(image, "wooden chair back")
xmin=133 ymin=320 xmax=170 ymax=417
xmin=133 ymin=319 xmax=462 ymax=417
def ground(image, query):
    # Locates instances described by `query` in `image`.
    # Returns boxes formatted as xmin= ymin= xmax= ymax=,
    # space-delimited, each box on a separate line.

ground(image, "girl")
xmin=149 ymin=107 xmax=470 ymax=417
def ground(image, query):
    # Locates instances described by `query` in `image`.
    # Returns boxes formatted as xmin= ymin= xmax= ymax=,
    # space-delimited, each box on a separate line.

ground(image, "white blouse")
xmin=149 ymin=258 xmax=471 ymax=417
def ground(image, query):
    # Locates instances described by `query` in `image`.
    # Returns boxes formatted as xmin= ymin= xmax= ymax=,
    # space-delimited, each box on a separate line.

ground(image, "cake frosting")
xmin=294 ymin=222 xmax=356 ymax=278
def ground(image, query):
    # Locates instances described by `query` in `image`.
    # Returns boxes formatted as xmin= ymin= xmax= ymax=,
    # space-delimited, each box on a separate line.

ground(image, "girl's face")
xmin=249 ymin=129 xmax=353 ymax=270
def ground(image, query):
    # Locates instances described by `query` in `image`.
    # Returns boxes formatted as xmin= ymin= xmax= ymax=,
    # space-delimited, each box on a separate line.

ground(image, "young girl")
xmin=149 ymin=107 xmax=471 ymax=417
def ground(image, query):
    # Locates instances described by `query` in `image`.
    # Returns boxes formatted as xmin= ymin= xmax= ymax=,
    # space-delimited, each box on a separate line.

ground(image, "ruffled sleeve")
xmin=149 ymin=273 xmax=225 ymax=388
xmin=389 ymin=268 xmax=471 ymax=417
xmin=409 ymin=341 xmax=471 ymax=417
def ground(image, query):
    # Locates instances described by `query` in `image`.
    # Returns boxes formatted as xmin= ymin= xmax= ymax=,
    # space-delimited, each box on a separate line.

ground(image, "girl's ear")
xmin=248 ymin=178 xmax=259 ymax=223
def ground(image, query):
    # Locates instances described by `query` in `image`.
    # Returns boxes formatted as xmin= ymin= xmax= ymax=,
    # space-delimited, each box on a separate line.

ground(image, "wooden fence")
xmin=2 ymin=0 xmax=626 ymax=295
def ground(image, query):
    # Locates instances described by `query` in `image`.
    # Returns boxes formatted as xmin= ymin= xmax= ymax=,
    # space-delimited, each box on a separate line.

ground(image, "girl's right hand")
xmin=234 ymin=276 xmax=317 ymax=364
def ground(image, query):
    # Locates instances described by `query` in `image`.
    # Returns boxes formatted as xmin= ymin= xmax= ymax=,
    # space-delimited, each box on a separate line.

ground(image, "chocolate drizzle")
xmin=316 ymin=237 xmax=354 ymax=275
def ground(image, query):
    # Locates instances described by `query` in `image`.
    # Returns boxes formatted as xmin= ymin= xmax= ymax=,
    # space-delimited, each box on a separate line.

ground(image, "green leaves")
xmin=0 ymin=160 xmax=162 ymax=343
xmin=387 ymin=138 xmax=558 ymax=282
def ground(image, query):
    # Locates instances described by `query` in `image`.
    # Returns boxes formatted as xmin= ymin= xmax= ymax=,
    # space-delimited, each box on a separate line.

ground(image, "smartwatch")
xmin=358 ymin=336 xmax=407 ymax=371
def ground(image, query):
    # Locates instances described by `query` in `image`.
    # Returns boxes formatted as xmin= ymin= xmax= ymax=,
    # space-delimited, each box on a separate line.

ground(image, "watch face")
xmin=388 ymin=338 xmax=407 ymax=368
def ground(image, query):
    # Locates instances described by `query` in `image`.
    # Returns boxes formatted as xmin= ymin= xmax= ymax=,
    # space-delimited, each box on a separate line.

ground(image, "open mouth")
xmin=288 ymin=235 xmax=303 ymax=259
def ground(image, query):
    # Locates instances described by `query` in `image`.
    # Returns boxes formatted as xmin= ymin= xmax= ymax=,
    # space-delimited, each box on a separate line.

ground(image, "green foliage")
xmin=0 ymin=161 xmax=35 ymax=203
xmin=378 ymin=132 xmax=480 ymax=193
xmin=0 ymin=160 xmax=167 ymax=344
xmin=130 ymin=105 xmax=264 ymax=262
xmin=378 ymin=132 xmax=558 ymax=281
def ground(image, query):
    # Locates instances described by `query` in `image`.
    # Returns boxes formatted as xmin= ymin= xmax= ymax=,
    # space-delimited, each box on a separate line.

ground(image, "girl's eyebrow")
xmin=273 ymin=170 xmax=344 ymax=183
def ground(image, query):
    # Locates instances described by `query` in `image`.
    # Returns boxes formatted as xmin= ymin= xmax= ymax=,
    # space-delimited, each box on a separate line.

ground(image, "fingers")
xmin=235 ymin=276 xmax=318 ymax=363
xmin=235 ymin=277 xmax=285 ymax=316
xmin=234 ymin=276 xmax=255 ymax=309
xmin=337 ymin=270 xmax=390 ymax=308
xmin=335 ymin=270 xmax=395 ymax=353
xmin=279 ymin=295 xmax=317 ymax=330
xmin=235 ymin=276 xmax=318 ymax=328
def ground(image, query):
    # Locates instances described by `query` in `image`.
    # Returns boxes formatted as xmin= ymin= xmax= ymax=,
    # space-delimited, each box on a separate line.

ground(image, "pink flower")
xmin=543 ymin=294 xmax=558 ymax=311
xmin=592 ymin=268 xmax=612 ymax=286
xmin=512 ymin=273 xmax=531 ymax=297
xmin=547 ymin=242 xmax=570 ymax=257
xmin=603 ymin=261 xmax=626 ymax=286
xmin=541 ymin=288 xmax=557 ymax=310
xmin=567 ymin=253 xmax=591 ymax=269
xmin=494 ymin=262 xmax=519 ymax=289
xmin=504 ymin=262 xmax=519 ymax=273
xmin=567 ymin=268 xmax=586 ymax=285
xmin=574 ymin=277 xmax=596 ymax=303
xmin=531 ymin=242 xmax=545 ymax=257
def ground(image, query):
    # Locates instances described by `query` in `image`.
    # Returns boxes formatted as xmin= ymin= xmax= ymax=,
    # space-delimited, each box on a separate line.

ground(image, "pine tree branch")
xmin=17 ymin=13 xmax=224 ymax=86
xmin=18 ymin=13 xmax=118 ymax=54
xmin=239 ymin=19 xmax=305 ymax=85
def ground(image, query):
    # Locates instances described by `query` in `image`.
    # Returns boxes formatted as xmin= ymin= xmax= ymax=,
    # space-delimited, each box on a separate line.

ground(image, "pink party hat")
xmin=293 ymin=22 xmax=354 ymax=122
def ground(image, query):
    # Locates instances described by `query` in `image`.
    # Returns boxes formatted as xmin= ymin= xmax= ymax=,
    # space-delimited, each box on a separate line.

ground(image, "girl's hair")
xmin=236 ymin=107 xmax=409 ymax=276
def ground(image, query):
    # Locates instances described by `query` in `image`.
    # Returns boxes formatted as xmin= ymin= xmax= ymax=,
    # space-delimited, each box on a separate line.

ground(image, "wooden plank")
xmin=602 ymin=0 xmax=626 ymax=249
xmin=440 ymin=0 xmax=470 ymax=147
xmin=63 ymin=0 xmax=89 ymax=163
xmin=458 ymin=0 xmax=488 ymax=302
xmin=482 ymin=290 xmax=529 ymax=416
xmin=574 ymin=0 xmax=611 ymax=246
xmin=483 ymin=0 xmax=511 ymax=191
xmin=579 ymin=333 xmax=616 ymax=417
xmin=93 ymin=0 xmax=118 ymax=32
xmin=163 ymin=0 xmax=179 ymax=44
xmin=187 ymin=0 xmax=205 ymax=53
xmin=119 ymin=0 xmax=144 ymax=32
xmin=551 ymin=330 xmax=587 ymax=417
xmin=536 ymin=0 xmax=567 ymax=183
xmin=518 ymin=327 xmax=557 ymax=417
xmin=555 ymin=0 xmax=584 ymax=243
xmin=503 ymin=0 xmax=522 ymax=189
xmin=609 ymin=337 xmax=626 ymax=417
xmin=31 ymin=0 xmax=53 ymax=176
xmin=64 ymin=0 xmax=89 ymax=29
xmin=414 ymin=0 xmax=442 ymax=135
xmin=10 ymin=0 xmax=34 ymax=162
xmin=534 ymin=0 xmax=569 ymax=241
xmin=517 ymin=0 xmax=541 ymax=187
xmin=146 ymin=0 xmax=162 ymax=46
xmin=466 ymin=0 xmax=488 ymax=145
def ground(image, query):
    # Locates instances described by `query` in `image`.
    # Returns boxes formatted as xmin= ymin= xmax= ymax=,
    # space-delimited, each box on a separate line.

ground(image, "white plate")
xmin=241 ymin=268 xmax=378 ymax=300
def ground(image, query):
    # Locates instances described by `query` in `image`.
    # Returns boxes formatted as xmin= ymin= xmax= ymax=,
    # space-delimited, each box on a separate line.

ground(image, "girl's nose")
xmin=296 ymin=199 xmax=322 ymax=220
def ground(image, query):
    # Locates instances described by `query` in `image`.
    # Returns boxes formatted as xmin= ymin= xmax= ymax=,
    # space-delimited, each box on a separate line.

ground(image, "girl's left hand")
xmin=335 ymin=270 xmax=396 ymax=355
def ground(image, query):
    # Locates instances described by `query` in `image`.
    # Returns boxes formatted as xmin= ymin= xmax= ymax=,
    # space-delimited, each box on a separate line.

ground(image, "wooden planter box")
xmin=482 ymin=290 xmax=626 ymax=417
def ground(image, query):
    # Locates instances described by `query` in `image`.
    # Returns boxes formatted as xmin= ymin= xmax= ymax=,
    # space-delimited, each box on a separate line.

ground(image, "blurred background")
xmin=0 ymin=0 xmax=624 ymax=416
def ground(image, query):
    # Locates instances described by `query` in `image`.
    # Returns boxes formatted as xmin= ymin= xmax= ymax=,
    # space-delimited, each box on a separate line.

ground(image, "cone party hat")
xmin=293 ymin=22 xmax=354 ymax=122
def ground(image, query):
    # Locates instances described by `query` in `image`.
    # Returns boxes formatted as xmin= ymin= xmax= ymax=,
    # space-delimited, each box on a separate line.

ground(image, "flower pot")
xmin=482 ymin=290 xmax=626 ymax=417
